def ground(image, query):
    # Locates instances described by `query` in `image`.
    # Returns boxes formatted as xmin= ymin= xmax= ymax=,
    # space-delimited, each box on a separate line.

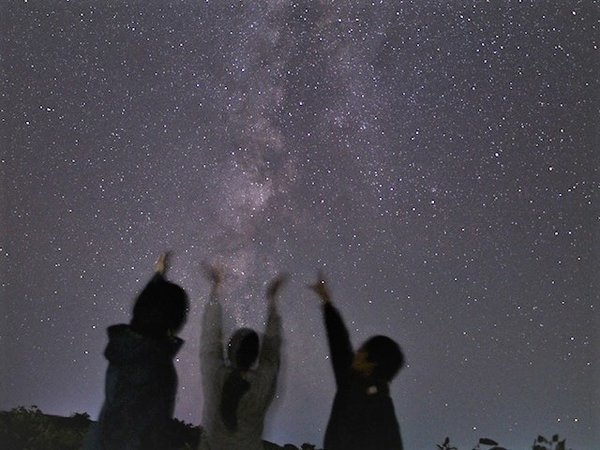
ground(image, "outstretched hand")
xmin=267 ymin=273 xmax=289 ymax=304
xmin=202 ymin=262 xmax=224 ymax=287
xmin=308 ymin=271 xmax=331 ymax=304
xmin=154 ymin=252 xmax=170 ymax=275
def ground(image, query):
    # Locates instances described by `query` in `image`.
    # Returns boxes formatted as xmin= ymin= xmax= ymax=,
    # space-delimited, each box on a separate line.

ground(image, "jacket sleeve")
xmin=200 ymin=286 xmax=224 ymax=381
xmin=258 ymin=304 xmax=282 ymax=371
xmin=256 ymin=303 xmax=282 ymax=405
xmin=323 ymin=302 xmax=354 ymax=387
xmin=148 ymin=272 xmax=164 ymax=284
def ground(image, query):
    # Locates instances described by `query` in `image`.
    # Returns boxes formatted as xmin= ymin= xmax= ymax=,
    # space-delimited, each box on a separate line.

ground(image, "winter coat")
xmin=323 ymin=302 xmax=403 ymax=450
xmin=84 ymin=324 xmax=183 ymax=450
xmin=199 ymin=292 xmax=281 ymax=450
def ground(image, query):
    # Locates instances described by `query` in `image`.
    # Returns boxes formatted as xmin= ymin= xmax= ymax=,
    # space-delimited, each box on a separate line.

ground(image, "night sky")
xmin=1 ymin=1 xmax=598 ymax=449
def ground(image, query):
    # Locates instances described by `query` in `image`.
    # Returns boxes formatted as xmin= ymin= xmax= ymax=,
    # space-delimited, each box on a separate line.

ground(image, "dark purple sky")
xmin=1 ymin=1 xmax=597 ymax=449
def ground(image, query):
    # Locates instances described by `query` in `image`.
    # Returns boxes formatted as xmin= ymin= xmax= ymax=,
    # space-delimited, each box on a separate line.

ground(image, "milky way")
xmin=1 ymin=1 xmax=598 ymax=449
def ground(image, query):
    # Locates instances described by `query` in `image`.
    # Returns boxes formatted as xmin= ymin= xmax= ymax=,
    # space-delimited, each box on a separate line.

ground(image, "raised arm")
xmin=130 ymin=252 xmax=170 ymax=334
xmin=258 ymin=274 xmax=287 ymax=368
xmin=145 ymin=252 xmax=170 ymax=285
xmin=154 ymin=252 xmax=169 ymax=276
xmin=200 ymin=264 xmax=225 ymax=377
xmin=309 ymin=273 xmax=354 ymax=387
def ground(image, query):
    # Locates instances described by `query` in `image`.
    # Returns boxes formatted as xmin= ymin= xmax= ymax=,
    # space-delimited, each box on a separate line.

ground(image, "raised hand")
xmin=154 ymin=252 xmax=170 ymax=275
xmin=202 ymin=261 xmax=224 ymax=287
xmin=308 ymin=271 xmax=331 ymax=304
xmin=266 ymin=273 xmax=289 ymax=304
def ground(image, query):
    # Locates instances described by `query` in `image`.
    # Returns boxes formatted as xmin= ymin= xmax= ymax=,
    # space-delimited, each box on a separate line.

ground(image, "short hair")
xmin=131 ymin=277 xmax=189 ymax=337
xmin=360 ymin=335 xmax=405 ymax=382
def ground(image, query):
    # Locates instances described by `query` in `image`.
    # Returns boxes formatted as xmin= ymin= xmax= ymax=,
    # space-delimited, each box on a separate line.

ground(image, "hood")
xmin=104 ymin=324 xmax=183 ymax=365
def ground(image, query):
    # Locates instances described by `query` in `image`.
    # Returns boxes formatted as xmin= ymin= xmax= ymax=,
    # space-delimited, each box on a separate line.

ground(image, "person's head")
xmin=221 ymin=327 xmax=260 ymax=431
xmin=353 ymin=335 xmax=404 ymax=382
xmin=227 ymin=328 xmax=260 ymax=370
xmin=130 ymin=278 xmax=189 ymax=337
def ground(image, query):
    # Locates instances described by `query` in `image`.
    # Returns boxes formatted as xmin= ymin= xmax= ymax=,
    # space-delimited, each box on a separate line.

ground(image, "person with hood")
xmin=308 ymin=272 xmax=405 ymax=450
xmin=85 ymin=252 xmax=189 ymax=450
xmin=199 ymin=264 xmax=286 ymax=450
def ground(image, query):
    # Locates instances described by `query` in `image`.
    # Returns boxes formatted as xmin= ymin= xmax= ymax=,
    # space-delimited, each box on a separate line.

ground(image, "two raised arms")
xmin=201 ymin=262 xmax=287 ymax=309
xmin=200 ymin=263 xmax=287 ymax=372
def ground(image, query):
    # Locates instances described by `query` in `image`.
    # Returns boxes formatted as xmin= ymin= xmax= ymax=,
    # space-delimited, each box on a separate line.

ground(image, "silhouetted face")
xmin=358 ymin=335 xmax=404 ymax=382
xmin=351 ymin=350 xmax=376 ymax=377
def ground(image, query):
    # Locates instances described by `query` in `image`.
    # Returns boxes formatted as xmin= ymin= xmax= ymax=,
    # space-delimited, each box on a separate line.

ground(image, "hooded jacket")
xmin=85 ymin=324 xmax=183 ymax=450
xmin=199 ymin=290 xmax=281 ymax=450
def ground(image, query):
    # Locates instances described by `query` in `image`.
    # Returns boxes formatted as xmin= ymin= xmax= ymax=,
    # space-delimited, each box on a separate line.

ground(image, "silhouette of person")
xmin=199 ymin=264 xmax=286 ymax=450
xmin=309 ymin=272 xmax=405 ymax=450
xmin=85 ymin=252 xmax=189 ymax=450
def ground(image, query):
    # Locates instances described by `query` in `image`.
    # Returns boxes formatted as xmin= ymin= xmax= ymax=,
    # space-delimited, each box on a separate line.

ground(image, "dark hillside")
xmin=0 ymin=406 xmax=319 ymax=450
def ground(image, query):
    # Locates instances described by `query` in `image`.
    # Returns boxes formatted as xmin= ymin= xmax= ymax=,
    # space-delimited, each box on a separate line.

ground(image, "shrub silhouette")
xmin=0 ymin=406 xmax=199 ymax=450
xmin=0 ymin=406 xmax=88 ymax=450
xmin=473 ymin=437 xmax=507 ymax=450
xmin=437 ymin=434 xmax=571 ymax=450
xmin=438 ymin=436 xmax=458 ymax=450
xmin=0 ymin=406 xmax=573 ymax=450
xmin=0 ymin=406 xmax=317 ymax=450
xmin=533 ymin=434 xmax=569 ymax=450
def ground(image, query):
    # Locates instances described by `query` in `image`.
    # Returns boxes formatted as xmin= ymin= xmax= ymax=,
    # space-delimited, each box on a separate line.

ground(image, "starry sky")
xmin=1 ymin=1 xmax=598 ymax=449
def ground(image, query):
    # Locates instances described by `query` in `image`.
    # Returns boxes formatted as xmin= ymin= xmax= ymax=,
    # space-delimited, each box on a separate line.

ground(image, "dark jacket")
xmin=323 ymin=303 xmax=403 ymax=450
xmin=86 ymin=324 xmax=183 ymax=450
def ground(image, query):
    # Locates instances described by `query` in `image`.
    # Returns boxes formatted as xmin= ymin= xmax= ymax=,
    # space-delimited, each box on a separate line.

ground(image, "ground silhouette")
xmin=0 ymin=406 xmax=571 ymax=450
xmin=0 ymin=406 xmax=319 ymax=450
